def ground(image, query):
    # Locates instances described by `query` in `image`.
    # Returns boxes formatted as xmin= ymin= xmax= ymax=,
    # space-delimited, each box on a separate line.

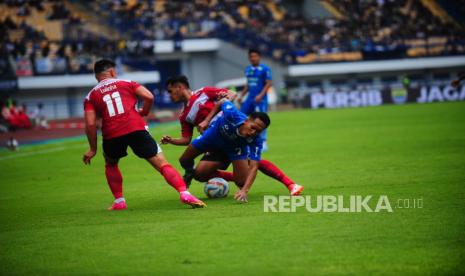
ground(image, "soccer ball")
xmin=204 ymin=177 xmax=229 ymax=198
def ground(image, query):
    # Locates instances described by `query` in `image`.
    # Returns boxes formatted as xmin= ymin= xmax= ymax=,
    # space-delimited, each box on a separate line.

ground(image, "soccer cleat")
xmin=180 ymin=193 xmax=206 ymax=208
xmin=289 ymin=184 xmax=304 ymax=196
xmin=108 ymin=201 xmax=127 ymax=211
xmin=183 ymin=169 xmax=195 ymax=188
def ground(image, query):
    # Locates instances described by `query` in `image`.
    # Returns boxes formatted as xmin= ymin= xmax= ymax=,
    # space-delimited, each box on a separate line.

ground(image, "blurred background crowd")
xmin=1 ymin=0 xmax=464 ymax=77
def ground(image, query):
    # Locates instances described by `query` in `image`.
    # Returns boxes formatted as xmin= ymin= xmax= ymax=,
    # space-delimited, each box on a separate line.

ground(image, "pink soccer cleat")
xmin=289 ymin=184 xmax=304 ymax=196
xmin=180 ymin=192 xmax=206 ymax=208
xmin=108 ymin=201 xmax=127 ymax=211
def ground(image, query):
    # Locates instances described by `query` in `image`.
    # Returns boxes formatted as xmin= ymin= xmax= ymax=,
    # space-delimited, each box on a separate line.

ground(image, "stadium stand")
xmin=0 ymin=0 xmax=131 ymax=76
xmin=1 ymin=0 xmax=464 ymax=75
xmin=85 ymin=0 xmax=465 ymax=64
xmin=324 ymin=0 xmax=465 ymax=59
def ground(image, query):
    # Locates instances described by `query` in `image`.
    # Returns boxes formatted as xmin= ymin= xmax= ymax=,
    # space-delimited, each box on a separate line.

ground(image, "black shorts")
xmin=102 ymin=130 xmax=161 ymax=159
xmin=200 ymin=151 xmax=231 ymax=170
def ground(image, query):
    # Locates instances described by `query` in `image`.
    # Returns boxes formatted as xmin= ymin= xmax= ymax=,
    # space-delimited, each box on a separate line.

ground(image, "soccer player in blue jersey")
xmin=179 ymin=99 xmax=270 ymax=202
xmin=237 ymin=48 xmax=272 ymax=150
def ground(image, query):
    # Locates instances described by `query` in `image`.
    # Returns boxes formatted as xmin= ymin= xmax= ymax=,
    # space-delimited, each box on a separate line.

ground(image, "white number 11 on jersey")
xmin=102 ymin=92 xmax=125 ymax=117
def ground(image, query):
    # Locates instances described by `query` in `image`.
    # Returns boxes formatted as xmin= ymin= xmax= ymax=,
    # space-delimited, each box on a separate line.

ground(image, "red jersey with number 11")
xmin=84 ymin=78 xmax=147 ymax=139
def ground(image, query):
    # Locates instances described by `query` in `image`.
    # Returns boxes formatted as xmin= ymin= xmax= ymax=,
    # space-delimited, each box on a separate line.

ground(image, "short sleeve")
xmin=264 ymin=66 xmax=272 ymax=81
xmin=83 ymin=92 xmax=95 ymax=112
xmin=131 ymin=81 xmax=141 ymax=93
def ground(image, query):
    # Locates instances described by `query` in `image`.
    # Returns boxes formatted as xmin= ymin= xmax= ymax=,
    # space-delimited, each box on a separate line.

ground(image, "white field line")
xmin=0 ymin=144 xmax=87 ymax=161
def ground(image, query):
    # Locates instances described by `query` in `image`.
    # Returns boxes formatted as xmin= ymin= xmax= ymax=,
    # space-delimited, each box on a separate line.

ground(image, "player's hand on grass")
xmin=83 ymin=149 xmax=96 ymax=165
xmin=160 ymin=135 xmax=172 ymax=144
xmin=234 ymin=190 xmax=248 ymax=203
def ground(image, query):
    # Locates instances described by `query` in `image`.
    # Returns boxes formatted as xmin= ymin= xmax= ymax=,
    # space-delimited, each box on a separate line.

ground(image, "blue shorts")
xmin=240 ymin=99 xmax=267 ymax=115
xmin=192 ymin=130 xmax=249 ymax=161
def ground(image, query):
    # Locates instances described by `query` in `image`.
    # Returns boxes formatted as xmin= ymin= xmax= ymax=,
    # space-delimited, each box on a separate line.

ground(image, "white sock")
xmin=114 ymin=197 xmax=125 ymax=203
xmin=180 ymin=191 xmax=191 ymax=195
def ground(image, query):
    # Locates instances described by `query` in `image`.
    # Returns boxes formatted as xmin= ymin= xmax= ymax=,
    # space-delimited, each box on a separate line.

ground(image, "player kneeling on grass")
xmin=179 ymin=99 xmax=271 ymax=202
xmin=161 ymin=75 xmax=303 ymax=196
xmin=82 ymin=59 xmax=206 ymax=210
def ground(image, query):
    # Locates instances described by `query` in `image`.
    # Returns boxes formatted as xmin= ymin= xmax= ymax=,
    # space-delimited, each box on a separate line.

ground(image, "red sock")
xmin=105 ymin=164 xmax=123 ymax=199
xmin=259 ymin=159 xmax=294 ymax=188
xmin=160 ymin=164 xmax=187 ymax=192
xmin=211 ymin=170 xmax=234 ymax=181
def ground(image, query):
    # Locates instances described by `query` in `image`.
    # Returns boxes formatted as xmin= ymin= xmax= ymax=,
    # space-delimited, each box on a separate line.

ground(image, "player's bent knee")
xmin=193 ymin=170 xmax=210 ymax=182
xmin=193 ymin=163 xmax=212 ymax=181
xmin=179 ymin=156 xmax=186 ymax=166
xmin=179 ymin=156 xmax=193 ymax=169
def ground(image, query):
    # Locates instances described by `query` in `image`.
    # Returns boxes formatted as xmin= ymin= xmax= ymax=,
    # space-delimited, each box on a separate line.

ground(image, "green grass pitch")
xmin=1 ymin=102 xmax=464 ymax=275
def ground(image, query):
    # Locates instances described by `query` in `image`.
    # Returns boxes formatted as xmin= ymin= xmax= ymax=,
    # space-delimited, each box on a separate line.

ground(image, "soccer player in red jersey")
xmin=160 ymin=75 xmax=304 ymax=197
xmin=82 ymin=59 xmax=206 ymax=210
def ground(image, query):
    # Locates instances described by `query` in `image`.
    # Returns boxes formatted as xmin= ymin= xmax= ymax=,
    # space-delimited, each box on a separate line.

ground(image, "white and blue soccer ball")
xmin=204 ymin=177 xmax=229 ymax=198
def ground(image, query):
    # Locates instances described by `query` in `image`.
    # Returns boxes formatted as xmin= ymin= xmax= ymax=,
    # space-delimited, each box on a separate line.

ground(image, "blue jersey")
xmin=245 ymin=63 xmax=272 ymax=101
xmin=192 ymin=101 xmax=263 ymax=161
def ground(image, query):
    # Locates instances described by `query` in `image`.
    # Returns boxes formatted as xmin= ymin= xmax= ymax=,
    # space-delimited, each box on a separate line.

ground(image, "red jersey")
xmin=179 ymin=86 xmax=228 ymax=138
xmin=84 ymin=78 xmax=147 ymax=139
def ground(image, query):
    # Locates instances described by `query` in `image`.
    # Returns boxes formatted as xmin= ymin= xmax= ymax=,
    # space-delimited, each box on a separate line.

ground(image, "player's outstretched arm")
xmin=234 ymin=160 xmax=260 ymax=203
xmin=134 ymin=86 xmax=154 ymax=116
xmin=161 ymin=120 xmax=194 ymax=146
xmin=160 ymin=135 xmax=191 ymax=146
xmin=83 ymin=110 xmax=97 ymax=165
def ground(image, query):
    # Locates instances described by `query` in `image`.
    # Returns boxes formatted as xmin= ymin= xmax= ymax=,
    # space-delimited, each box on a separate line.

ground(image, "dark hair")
xmin=94 ymin=59 xmax=116 ymax=74
xmin=165 ymin=75 xmax=190 ymax=89
xmin=250 ymin=112 xmax=270 ymax=128
xmin=248 ymin=48 xmax=261 ymax=56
